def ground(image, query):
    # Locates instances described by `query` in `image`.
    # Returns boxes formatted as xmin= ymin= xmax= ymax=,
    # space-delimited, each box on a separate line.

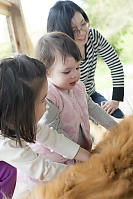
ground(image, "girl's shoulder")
xmin=88 ymin=28 xmax=101 ymax=41
xmin=88 ymin=28 xmax=104 ymax=47
xmin=47 ymin=82 xmax=58 ymax=102
xmin=47 ymin=82 xmax=63 ymax=109
xmin=48 ymin=81 xmax=56 ymax=90
xmin=89 ymin=27 xmax=99 ymax=35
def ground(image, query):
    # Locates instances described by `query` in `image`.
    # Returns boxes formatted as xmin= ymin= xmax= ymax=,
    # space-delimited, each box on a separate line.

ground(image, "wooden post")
xmin=0 ymin=0 xmax=11 ymax=15
xmin=0 ymin=0 xmax=33 ymax=56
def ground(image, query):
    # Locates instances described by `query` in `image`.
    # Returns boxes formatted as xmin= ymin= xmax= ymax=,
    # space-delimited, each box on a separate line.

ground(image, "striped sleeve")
xmin=96 ymin=29 xmax=124 ymax=101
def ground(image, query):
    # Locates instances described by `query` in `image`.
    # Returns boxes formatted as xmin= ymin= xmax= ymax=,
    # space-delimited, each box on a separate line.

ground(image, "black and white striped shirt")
xmin=80 ymin=28 xmax=124 ymax=101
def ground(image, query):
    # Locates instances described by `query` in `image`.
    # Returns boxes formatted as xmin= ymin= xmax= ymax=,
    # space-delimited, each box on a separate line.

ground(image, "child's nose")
xmin=71 ymin=71 xmax=77 ymax=78
xmin=72 ymin=70 xmax=78 ymax=79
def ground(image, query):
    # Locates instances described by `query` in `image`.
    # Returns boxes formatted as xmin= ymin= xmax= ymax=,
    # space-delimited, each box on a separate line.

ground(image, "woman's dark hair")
xmin=47 ymin=0 xmax=89 ymax=39
xmin=35 ymin=32 xmax=82 ymax=70
xmin=0 ymin=55 xmax=47 ymax=145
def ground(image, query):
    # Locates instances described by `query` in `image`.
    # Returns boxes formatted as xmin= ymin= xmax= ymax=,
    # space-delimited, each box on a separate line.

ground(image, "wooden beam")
xmin=0 ymin=0 xmax=33 ymax=56
xmin=0 ymin=0 xmax=12 ymax=7
xmin=0 ymin=0 xmax=12 ymax=15
xmin=8 ymin=3 xmax=33 ymax=56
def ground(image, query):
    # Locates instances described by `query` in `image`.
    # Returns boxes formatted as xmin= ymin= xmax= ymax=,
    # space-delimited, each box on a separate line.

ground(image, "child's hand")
xmin=74 ymin=147 xmax=91 ymax=162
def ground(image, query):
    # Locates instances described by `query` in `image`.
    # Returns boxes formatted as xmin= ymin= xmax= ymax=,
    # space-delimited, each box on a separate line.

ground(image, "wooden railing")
xmin=0 ymin=0 xmax=33 ymax=56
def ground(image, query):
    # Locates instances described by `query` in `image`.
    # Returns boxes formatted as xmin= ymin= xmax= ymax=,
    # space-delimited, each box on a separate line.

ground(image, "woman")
xmin=47 ymin=0 xmax=124 ymax=119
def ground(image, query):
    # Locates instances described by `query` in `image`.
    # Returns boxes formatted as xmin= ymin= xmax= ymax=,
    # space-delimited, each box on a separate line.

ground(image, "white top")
xmin=0 ymin=122 xmax=79 ymax=182
xmin=0 ymin=95 xmax=117 ymax=182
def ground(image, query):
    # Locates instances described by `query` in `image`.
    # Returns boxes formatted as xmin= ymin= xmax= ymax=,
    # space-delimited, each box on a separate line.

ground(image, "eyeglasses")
xmin=72 ymin=22 xmax=89 ymax=36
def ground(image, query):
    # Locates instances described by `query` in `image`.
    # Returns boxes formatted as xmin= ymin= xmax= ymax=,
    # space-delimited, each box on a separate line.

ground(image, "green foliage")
xmin=82 ymin=0 xmax=133 ymax=35
xmin=81 ymin=0 xmax=133 ymax=58
xmin=116 ymin=25 xmax=133 ymax=63
xmin=108 ymin=24 xmax=133 ymax=63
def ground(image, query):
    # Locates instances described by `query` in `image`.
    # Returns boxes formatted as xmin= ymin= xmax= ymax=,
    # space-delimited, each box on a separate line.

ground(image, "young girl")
xmin=0 ymin=55 xmax=91 ymax=194
xmin=32 ymin=32 xmax=117 ymax=165
xmin=47 ymin=0 xmax=124 ymax=119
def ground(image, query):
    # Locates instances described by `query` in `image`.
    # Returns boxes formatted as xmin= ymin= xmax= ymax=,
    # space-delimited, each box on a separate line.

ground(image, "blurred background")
xmin=0 ymin=0 xmax=133 ymax=89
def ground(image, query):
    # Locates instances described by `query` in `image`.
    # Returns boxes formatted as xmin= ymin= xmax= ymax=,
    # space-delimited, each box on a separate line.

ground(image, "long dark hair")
xmin=0 ymin=55 xmax=47 ymax=145
xmin=47 ymin=0 xmax=89 ymax=39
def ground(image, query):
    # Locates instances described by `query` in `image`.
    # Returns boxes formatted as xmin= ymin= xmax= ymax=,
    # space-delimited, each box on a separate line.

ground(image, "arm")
xmin=37 ymin=100 xmax=90 ymax=161
xmin=0 ymin=135 xmax=67 ymax=182
xmin=94 ymin=29 xmax=124 ymax=113
xmin=86 ymin=94 xmax=117 ymax=129
xmin=36 ymin=100 xmax=79 ymax=159
xmin=74 ymin=147 xmax=91 ymax=162
xmin=97 ymin=28 xmax=124 ymax=101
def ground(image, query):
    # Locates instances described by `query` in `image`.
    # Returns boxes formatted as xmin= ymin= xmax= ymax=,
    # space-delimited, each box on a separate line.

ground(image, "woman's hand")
xmin=74 ymin=147 xmax=91 ymax=162
xmin=101 ymin=100 xmax=119 ymax=115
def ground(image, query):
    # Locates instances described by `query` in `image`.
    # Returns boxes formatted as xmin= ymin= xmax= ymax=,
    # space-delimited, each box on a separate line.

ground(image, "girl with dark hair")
xmin=47 ymin=0 xmax=124 ymax=119
xmin=0 ymin=55 xmax=92 ymax=194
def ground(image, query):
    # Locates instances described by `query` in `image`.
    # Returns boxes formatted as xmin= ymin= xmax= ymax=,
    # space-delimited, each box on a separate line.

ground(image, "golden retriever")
xmin=27 ymin=115 xmax=133 ymax=199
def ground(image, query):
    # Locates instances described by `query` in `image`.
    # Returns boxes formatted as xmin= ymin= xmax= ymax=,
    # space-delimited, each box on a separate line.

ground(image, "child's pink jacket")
xmin=30 ymin=81 xmax=92 ymax=165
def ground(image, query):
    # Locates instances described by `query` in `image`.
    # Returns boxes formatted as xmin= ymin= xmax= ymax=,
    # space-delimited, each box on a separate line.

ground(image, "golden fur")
xmin=27 ymin=115 xmax=133 ymax=199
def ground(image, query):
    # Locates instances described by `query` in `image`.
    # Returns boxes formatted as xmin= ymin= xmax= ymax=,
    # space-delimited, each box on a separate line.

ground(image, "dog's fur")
xmin=27 ymin=115 xmax=133 ymax=199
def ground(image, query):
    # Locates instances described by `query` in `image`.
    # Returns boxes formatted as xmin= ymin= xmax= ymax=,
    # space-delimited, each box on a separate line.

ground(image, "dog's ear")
xmin=27 ymin=184 xmax=46 ymax=199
